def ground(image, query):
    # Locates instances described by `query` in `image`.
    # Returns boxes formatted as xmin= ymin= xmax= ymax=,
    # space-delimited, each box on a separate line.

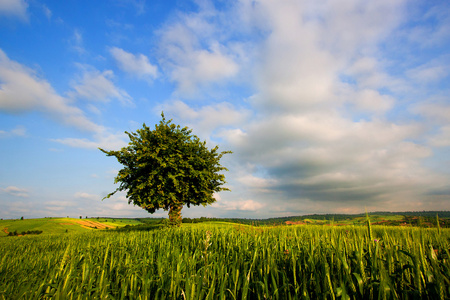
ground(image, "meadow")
xmin=0 ymin=217 xmax=142 ymax=237
xmin=1 ymin=220 xmax=449 ymax=299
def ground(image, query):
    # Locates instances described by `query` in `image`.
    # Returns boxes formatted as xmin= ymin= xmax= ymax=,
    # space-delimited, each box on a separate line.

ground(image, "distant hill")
xmin=181 ymin=211 xmax=450 ymax=227
xmin=1 ymin=211 xmax=449 ymax=236
xmin=0 ymin=217 xmax=143 ymax=237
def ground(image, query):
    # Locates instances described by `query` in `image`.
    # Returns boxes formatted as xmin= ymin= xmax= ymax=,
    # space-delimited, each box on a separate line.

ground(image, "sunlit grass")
xmin=0 ymin=218 xmax=145 ymax=237
xmin=0 ymin=223 xmax=449 ymax=299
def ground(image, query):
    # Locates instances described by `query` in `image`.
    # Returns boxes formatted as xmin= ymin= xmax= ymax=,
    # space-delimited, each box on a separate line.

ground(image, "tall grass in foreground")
xmin=0 ymin=224 xmax=449 ymax=299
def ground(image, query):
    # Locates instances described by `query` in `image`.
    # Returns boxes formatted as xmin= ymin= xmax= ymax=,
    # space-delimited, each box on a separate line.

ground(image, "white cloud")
xmin=406 ymin=57 xmax=450 ymax=84
xmin=70 ymin=29 xmax=86 ymax=55
xmin=114 ymin=0 xmax=146 ymax=16
xmin=351 ymin=89 xmax=394 ymax=113
xmin=212 ymin=199 xmax=265 ymax=211
xmin=74 ymin=192 xmax=100 ymax=201
xmin=109 ymin=47 xmax=158 ymax=80
xmin=69 ymin=66 xmax=133 ymax=106
xmin=44 ymin=200 xmax=76 ymax=209
xmin=237 ymin=174 xmax=277 ymax=192
xmin=0 ymin=0 xmax=28 ymax=21
xmin=41 ymin=4 xmax=52 ymax=20
xmin=52 ymin=129 xmax=128 ymax=150
xmin=160 ymin=100 xmax=249 ymax=139
xmin=0 ymin=49 xmax=103 ymax=132
xmin=0 ymin=125 xmax=26 ymax=138
xmin=0 ymin=49 xmax=130 ymax=152
xmin=212 ymin=0 xmax=440 ymax=213
xmin=412 ymin=100 xmax=450 ymax=123
xmin=313 ymin=0 xmax=406 ymax=55
xmin=157 ymin=7 xmax=242 ymax=96
xmin=165 ymin=44 xmax=238 ymax=95
xmin=406 ymin=3 xmax=450 ymax=48
xmin=429 ymin=126 xmax=450 ymax=147
xmin=411 ymin=100 xmax=450 ymax=147
xmin=1 ymin=186 xmax=29 ymax=197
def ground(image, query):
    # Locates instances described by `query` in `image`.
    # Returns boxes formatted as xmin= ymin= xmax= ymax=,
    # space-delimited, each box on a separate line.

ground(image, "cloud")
xmin=0 ymin=49 xmax=129 ymax=151
xmin=74 ymin=192 xmax=100 ymax=201
xmin=109 ymin=47 xmax=158 ymax=80
xmin=406 ymin=57 xmax=450 ymax=84
xmin=221 ymin=108 xmax=434 ymax=207
xmin=44 ymin=200 xmax=76 ymax=212
xmin=157 ymin=5 xmax=242 ymax=96
xmin=0 ymin=0 xmax=28 ymax=21
xmin=69 ymin=65 xmax=133 ymax=106
xmin=148 ymin=0 xmax=450 ymax=214
xmin=113 ymin=0 xmax=146 ymax=16
xmin=0 ymin=49 xmax=103 ymax=132
xmin=411 ymin=100 xmax=450 ymax=147
xmin=338 ymin=88 xmax=395 ymax=114
xmin=1 ymin=186 xmax=29 ymax=197
xmin=0 ymin=125 xmax=26 ymax=138
xmin=406 ymin=2 xmax=450 ymax=47
xmin=69 ymin=29 xmax=86 ymax=55
xmin=212 ymin=199 xmax=265 ymax=211
xmin=160 ymin=100 xmax=250 ymax=139
xmin=194 ymin=0 xmax=449 ymax=213
xmin=42 ymin=4 xmax=52 ymax=20
xmin=52 ymin=129 xmax=128 ymax=150
xmin=428 ymin=126 xmax=450 ymax=147
xmin=412 ymin=100 xmax=450 ymax=123
xmin=94 ymin=192 xmax=166 ymax=217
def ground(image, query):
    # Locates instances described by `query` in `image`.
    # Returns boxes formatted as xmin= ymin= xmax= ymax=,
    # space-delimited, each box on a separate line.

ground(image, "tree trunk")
xmin=168 ymin=204 xmax=182 ymax=226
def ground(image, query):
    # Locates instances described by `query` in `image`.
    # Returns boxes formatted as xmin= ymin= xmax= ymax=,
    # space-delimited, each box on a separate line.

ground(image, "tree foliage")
xmin=99 ymin=113 xmax=231 ymax=226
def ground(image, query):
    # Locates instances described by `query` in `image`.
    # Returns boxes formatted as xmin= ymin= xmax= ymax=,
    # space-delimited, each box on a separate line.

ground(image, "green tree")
xmin=99 ymin=113 xmax=231 ymax=226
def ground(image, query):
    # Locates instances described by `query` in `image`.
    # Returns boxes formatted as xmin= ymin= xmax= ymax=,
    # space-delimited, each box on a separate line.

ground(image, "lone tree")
xmin=99 ymin=113 xmax=231 ymax=226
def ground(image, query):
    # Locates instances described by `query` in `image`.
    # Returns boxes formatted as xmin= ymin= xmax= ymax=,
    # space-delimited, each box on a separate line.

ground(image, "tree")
xmin=99 ymin=113 xmax=231 ymax=226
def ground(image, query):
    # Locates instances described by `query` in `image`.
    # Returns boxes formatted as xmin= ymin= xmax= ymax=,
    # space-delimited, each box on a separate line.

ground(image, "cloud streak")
xmin=0 ymin=50 xmax=102 ymax=132
xmin=1 ymin=186 xmax=29 ymax=198
xmin=110 ymin=47 xmax=158 ymax=80
xmin=0 ymin=0 xmax=28 ymax=21
xmin=69 ymin=65 xmax=133 ymax=106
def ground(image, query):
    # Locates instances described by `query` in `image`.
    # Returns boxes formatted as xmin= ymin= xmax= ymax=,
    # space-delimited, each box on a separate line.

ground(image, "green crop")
xmin=0 ymin=223 xmax=449 ymax=299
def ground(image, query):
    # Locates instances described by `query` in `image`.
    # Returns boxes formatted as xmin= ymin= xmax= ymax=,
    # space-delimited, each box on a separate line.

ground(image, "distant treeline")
xmin=109 ymin=211 xmax=450 ymax=228
xmin=179 ymin=211 xmax=450 ymax=226
xmin=7 ymin=230 xmax=43 ymax=237
xmin=299 ymin=211 xmax=450 ymax=220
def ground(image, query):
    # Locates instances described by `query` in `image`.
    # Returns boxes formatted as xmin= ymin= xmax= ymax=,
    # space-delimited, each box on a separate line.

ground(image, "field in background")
xmin=1 ymin=212 xmax=449 ymax=237
xmin=0 ymin=217 xmax=144 ymax=237
xmin=2 ymin=210 xmax=450 ymax=238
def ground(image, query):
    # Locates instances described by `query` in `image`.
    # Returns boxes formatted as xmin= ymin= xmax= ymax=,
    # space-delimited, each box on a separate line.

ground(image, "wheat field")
xmin=1 ymin=222 xmax=449 ymax=299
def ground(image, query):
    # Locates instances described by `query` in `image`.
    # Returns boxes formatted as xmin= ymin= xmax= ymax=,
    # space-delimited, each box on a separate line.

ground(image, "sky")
xmin=1 ymin=0 xmax=449 ymax=219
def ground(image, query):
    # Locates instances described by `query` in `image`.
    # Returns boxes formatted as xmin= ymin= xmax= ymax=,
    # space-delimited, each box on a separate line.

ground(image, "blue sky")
xmin=1 ymin=0 xmax=449 ymax=219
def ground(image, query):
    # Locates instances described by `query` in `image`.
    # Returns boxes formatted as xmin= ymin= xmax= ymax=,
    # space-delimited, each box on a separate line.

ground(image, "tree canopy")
xmin=99 ymin=113 xmax=231 ymax=226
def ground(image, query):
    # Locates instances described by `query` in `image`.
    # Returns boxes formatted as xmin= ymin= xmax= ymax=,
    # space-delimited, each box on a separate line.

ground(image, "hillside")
xmin=1 ymin=211 xmax=449 ymax=237
xmin=181 ymin=211 xmax=450 ymax=227
xmin=0 ymin=217 xmax=143 ymax=237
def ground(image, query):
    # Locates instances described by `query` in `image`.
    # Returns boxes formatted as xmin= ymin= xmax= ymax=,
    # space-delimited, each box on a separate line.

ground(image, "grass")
xmin=1 ymin=222 xmax=449 ymax=299
xmin=94 ymin=218 xmax=144 ymax=226
xmin=0 ymin=218 xmax=145 ymax=237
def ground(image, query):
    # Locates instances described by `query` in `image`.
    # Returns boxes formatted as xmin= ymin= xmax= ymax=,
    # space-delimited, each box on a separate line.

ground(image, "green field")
xmin=0 ymin=218 xmax=144 ymax=237
xmin=1 ymin=221 xmax=449 ymax=299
